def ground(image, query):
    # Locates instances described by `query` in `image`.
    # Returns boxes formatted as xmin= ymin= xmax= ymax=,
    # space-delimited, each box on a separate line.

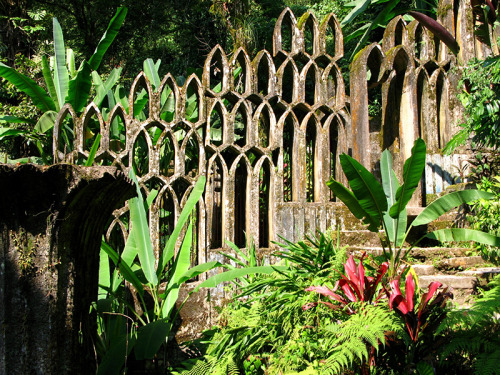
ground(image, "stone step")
xmin=437 ymin=256 xmax=485 ymax=270
xmin=348 ymin=246 xmax=477 ymax=262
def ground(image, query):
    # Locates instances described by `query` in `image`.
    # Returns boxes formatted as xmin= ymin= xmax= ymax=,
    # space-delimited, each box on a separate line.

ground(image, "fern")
xmin=438 ymin=276 xmax=500 ymax=374
xmin=320 ymin=304 xmax=398 ymax=374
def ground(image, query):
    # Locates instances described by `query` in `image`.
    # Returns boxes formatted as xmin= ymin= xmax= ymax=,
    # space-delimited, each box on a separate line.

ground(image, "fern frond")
xmin=320 ymin=304 xmax=397 ymax=374
xmin=475 ymin=347 xmax=500 ymax=375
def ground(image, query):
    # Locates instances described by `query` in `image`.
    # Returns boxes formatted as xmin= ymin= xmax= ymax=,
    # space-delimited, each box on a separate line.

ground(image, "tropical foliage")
xmin=0 ymin=8 xmax=127 ymax=162
xmin=327 ymin=138 xmax=498 ymax=275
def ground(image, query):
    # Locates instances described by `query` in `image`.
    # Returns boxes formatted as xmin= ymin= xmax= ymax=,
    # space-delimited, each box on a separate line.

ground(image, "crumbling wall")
xmin=0 ymin=165 xmax=133 ymax=374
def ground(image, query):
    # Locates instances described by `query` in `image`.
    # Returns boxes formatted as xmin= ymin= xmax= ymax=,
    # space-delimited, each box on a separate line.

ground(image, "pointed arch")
xmin=231 ymin=154 xmax=251 ymax=248
xmin=208 ymin=99 xmax=227 ymax=147
xmin=253 ymin=102 xmax=276 ymax=149
xmin=131 ymin=129 xmax=152 ymax=177
xmin=298 ymin=11 xmax=320 ymax=56
xmin=431 ymin=69 xmax=451 ymax=148
xmin=277 ymin=57 xmax=299 ymax=104
xmin=230 ymin=48 xmax=252 ymax=95
xmin=279 ymin=110 xmax=299 ymax=202
xmin=107 ymin=103 xmax=127 ymax=154
xmin=383 ymin=16 xmax=408 ymax=52
xmin=254 ymin=156 xmax=274 ymax=248
xmin=300 ymin=60 xmax=321 ymax=106
xmin=320 ymin=12 xmax=343 ymax=60
xmin=301 ymin=113 xmax=322 ymax=202
xmin=183 ymin=74 xmax=204 ymax=123
xmin=253 ymin=51 xmax=276 ymax=97
xmin=231 ymin=99 xmax=251 ymax=147
xmin=203 ymin=45 xmax=230 ymax=95
xmin=158 ymin=73 xmax=179 ymax=123
xmin=273 ymin=8 xmax=299 ymax=56
xmin=181 ymin=128 xmax=203 ymax=177
xmin=129 ymin=72 xmax=153 ymax=122
xmin=54 ymin=103 xmax=77 ymax=161
xmin=323 ymin=62 xmax=345 ymax=109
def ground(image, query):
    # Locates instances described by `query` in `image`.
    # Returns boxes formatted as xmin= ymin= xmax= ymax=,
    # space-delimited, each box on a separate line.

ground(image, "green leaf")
xmin=341 ymin=0 xmax=373 ymax=27
xmin=88 ymin=7 xmax=128 ymax=71
xmin=412 ymin=190 xmax=495 ymax=227
xmin=193 ymin=266 xmax=287 ymax=292
xmin=134 ymin=319 xmax=171 ymax=360
xmin=85 ymin=134 xmax=101 ymax=166
xmin=92 ymin=67 xmax=122 ymax=108
xmin=389 ymin=138 xmax=426 ymax=218
xmin=34 ymin=111 xmax=57 ymax=133
xmin=0 ymin=62 xmax=55 ymax=112
xmin=158 ymin=176 xmax=206 ymax=277
xmin=0 ymin=115 xmax=35 ymax=125
xmin=41 ymin=55 xmax=59 ymax=111
xmin=326 ymin=178 xmax=379 ymax=231
xmin=128 ymin=171 xmax=158 ymax=286
xmin=144 ymin=58 xmax=161 ymax=91
xmin=97 ymin=332 xmax=135 ymax=375
xmin=67 ymin=48 xmax=76 ymax=77
xmin=426 ymin=228 xmax=500 ymax=247
xmin=101 ymin=240 xmax=144 ymax=296
xmin=0 ymin=127 xmax=29 ymax=140
xmin=339 ymin=153 xmax=387 ymax=227
xmin=65 ymin=61 xmax=92 ymax=113
xmin=52 ymin=18 xmax=69 ymax=109
xmin=98 ymin=247 xmax=111 ymax=300
xmin=380 ymin=149 xmax=406 ymax=246
xmin=160 ymin=221 xmax=193 ymax=319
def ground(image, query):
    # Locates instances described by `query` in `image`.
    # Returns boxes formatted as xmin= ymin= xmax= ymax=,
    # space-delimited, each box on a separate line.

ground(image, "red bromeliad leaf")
xmin=358 ymin=260 xmax=366 ymax=297
xmin=418 ymin=281 xmax=443 ymax=316
xmin=389 ymin=279 xmax=410 ymax=314
xmin=337 ymin=279 xmax=359 ymax=302
xmin=306 ymin=285 xmax=347 ymax=304
xmin=409 ymin=11 xmax=460 ymax=55
xmin=344 ymin=255 xmax=360 ymax=286
xmin=405 ymin=273 xmax=415 ymax=312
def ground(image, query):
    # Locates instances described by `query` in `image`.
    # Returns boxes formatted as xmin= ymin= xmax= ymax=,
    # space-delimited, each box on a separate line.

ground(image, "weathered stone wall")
xmin=0 ymin=165 xmax=134 ymax=374
xmin=51 ymin=0 xmax=485 ymax=267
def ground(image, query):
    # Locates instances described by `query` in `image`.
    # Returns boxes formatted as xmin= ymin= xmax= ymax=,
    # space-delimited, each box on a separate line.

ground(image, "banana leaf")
xmin=193 ymin=265 xmax=288 ymax=292
xmin=389 ymin=138 xmax=426 ymax=218
xmin=41 ymin=56 xmax=59 ymax=111
xmin=66 ymin=61 xmax=92 ymax=113
xmin=85 ymin=134 xmax=101 ymax=166
xmin=144 ymin=58 xmax=161 ymax=91
xmin=100 ymin=240 xmax=144 ymax=296
xmin=52 ymin=17 xmax=69 ymax=109
xmin=160 ymin=220 xmax=194 ymax=319
xmin=158 ymin=176 xmax=206 ymax=276
xmin=0 ymin=62 xmax=55 ymax=112
xmin=0 ymin=115 xmax=35 ymax=125
xmin=327 ymin=178 xmax=379 ymax=231
xmin=134 ymin=319 xmax=171 ymax=360
xmin=339 ymin=153 xmax=387 ymax=227
xmin=380 ymin=149 xmax=406 ymax=246
xmin=88 ymin=7 xmax=128 ymax=71
xmin=128 ymin=171 xmax=158 ymax=286
xmin=412 ymin=190 xmax=495 ymax=226
xmin=425 ymin=228 xmax=500 ymax=247
xmin=34 ymin=111 xmax=57 ymax=133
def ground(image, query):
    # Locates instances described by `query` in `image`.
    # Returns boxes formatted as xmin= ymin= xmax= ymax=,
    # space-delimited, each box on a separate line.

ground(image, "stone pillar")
xmin=0 ymin=164 xmax=134 ymax=374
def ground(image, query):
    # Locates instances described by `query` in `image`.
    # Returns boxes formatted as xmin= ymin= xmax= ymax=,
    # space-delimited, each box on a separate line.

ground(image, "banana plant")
xmin=96 ymin=171 xmax=282 ymax=373
xmin=327 ymin=138 xmax=500 ymax=275
xmin=0 ymin=7 xmax=127 ymax=162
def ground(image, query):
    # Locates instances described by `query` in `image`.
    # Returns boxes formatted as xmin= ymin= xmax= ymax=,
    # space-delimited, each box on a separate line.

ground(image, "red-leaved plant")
xmin=388 ymin=272 xmax=453 ymax=342
xmin=304 ymin=254 xmax=389 ymax=314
